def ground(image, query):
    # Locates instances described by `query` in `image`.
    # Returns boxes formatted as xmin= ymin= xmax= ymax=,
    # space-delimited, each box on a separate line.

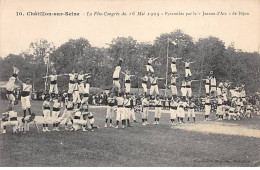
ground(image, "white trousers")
xmin=142 ymin=107 xmax=149 ymax=119
xmin=142 ymin=83 xmax=148 ymax=93
xmin=78 ymin=83 xmax=85 ymax=94
xmin=52 ymin=111 xmax=60 ymax=123
xmin=6 ymin=93 xmax=15 ymax=103
xmin=181 ymin=87 xmax=187 ymax=97
xmin=21 ymin=96 xmax=30 ymax=110
xmin=73 ymin=91 xmax=81 ymax=104
xmin=205 ymin=105 xmax=211 ymax=115
xmin=125 ymin=108 xmax=130 ymax=119
xmin=171 ymin=64 xmax=177 ymax=73
xmin=113 ymin=80 xmax=121 ymax=89
xmin=146 ymin=65 xmax=154 ymax=73
xmin=68 ymin=83 xmax=75 ymax=94
xmin=1 ymin=120 xmax=18 ymax=132
xmin=150 ymin=85 xmax=159 ymax=95
xmin=125 ymin=83 xmax=131 ymax=93
xmin=154 ymin=107 xmax=161 ymax=118
xmin=185 ymin=69 xmax=192 ymax=77
xmin=205 ymin=85 xmax=210 ymax=94
xmin=170 ymin=109 xmax=177 ymax=119
xmin=49 ymin=84 xmax=58 ymax=94
xmin=106 ymin=106 xmax=115 ymax=119
xmin=171 ymin=85 xmax=178 ymax=95
xmin=186 ymin=88 xmax=192 ymax=97
xmin=178 ymin=108 xmax=185 ymax=118
xmin=43 ymin=109 xmax=51 ymax=124
xmin=187 ymin=109 xmax=195 ymax=118
xmin=116 ymin=108 xmax=125 ymax=121
xmin=129 ymin=108 xmax=136 ymax=120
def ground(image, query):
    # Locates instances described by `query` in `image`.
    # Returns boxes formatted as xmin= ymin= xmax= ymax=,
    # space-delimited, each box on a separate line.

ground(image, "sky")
xmin=0 ymin=0 xmax=259 ymax=58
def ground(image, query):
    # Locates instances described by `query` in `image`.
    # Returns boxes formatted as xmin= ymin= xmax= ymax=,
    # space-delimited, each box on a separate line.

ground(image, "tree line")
xmin=0 ymin=29 xmax=259 ymax=95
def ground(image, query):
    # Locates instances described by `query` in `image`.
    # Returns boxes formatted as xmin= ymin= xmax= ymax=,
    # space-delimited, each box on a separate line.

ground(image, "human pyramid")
xmin=1 ymin=67 xmax=98 ymax=133
xmin=0 ymin=56 xmax=258 ymax=133
xmin=109 ymin=56 xmax=199 ymax=127
xmin=108 ymin=56 xmax=257 ymax=128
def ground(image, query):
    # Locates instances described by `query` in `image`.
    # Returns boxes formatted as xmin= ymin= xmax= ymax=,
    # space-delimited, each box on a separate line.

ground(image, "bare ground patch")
xmin=174 ymin=121 xmax=260 ymax=138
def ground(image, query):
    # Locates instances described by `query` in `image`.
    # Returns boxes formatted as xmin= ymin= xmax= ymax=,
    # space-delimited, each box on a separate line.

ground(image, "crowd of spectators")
xmin=1 ymin=88 xmax=259 ymax=111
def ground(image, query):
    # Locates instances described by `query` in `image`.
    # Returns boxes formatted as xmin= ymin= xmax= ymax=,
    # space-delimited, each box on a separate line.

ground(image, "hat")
xmin=25 ymin=78 xmax=31 ymax=81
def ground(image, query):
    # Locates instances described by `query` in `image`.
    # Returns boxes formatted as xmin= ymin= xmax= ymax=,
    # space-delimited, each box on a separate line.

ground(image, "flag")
xmin=170 ymin=41 xmax=177 ymax=45
xmin=13 ymin=66 xmax=19 ymax=74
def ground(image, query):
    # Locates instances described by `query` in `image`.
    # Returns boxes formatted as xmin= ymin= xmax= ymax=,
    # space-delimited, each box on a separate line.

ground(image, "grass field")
xmin=0 ymin=99 xmax=259 ymax=167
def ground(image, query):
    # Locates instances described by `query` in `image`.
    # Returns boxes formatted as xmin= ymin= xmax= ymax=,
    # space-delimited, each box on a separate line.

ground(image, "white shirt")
xmin=78 ymin=74 xmax=84 ymax=81
xmin=8 ymin=111 xmax=17 ymax=118
xmin=205 ymin=98 xmax=211 ymax=104
xmin=53 ymin=100 xmax=60 ymax=109
xmin=148 ymin=58 xmax=153 ymax=64
xmin=186 ymin=81 xmax=191 ymax=87
xmin=74 ymin=111 xmax=82 ymax=117
xmin=230 ymin=90 xmax=235 ymax=98
xmin=218 ymin=82 xmax=223 ymax=88
xmin=142 ymin=98 xmax=149 ymax=106
xmin=84 ymin=84 xmax=90 ymax=94
xmin=185 ymin=62 xmax=190 ymax=68
xmin=74 ymin=83 xmax=79 ymax=91
xmin=22 ymin=83 xmax=32 ymax=92
xmin=143 ymin=76 xmax=148 ymax=81
xmin=69 ymin=73 xmax=75 ymax=81
xmin=211 ymin=77 xmax=216 ymax=86
xmin=66 ymin=101 xmax=74 ymax=109
xmin=113 ymin=66 xmax=121 ymax=78
xmin=116 ymin=97 xmax=124 ymax=106
xmin=154 ymin=99 xmax=162 ymax=106
xmin=171 ymin=77 xmax=177 ymax=84
xmin=125 ymin=74 xmax=130 ymax=81
xmin=178 ymin=102 xmax=185 ymax=109
xmin=181 ymin=81 xmax=186 ymax=87
xmin=217 ymin=98 xmax=223 ymax=105
xmin=149 ymin=77 xmax=158 ymax=85
xmin=205 ymin=79 xmax=210 ymax=84
xmin=171 ymin=57 xmax=177 ymax=63
xmin=124 ymin=98 xmax=130 ymax=107
xmin=50 ymin=75 xmax=57 ymax=81
xmin=6 ymin=77 xmax=16 ymax=91
xmin=43 ymin=101 xmax=50 ymax=107
xmin=170 ymin=101 xmax=178 ymax=108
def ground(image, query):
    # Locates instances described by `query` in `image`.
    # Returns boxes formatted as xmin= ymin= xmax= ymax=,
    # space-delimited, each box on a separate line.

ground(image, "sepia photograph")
xmin=0 ymin=0 xmax=259 ymax=167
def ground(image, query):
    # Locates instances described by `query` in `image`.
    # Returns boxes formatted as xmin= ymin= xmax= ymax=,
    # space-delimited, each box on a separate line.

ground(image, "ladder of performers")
xmin=5 ymin=58 xmax=247 ymax=116
xmin=6 ymin=56 xmax=246 ymax=111
xmin=1 ymin=62 xmax=253 ymax=133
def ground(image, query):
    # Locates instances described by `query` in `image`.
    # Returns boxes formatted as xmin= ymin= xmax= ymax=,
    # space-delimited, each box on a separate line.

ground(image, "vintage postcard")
xmin=0 ymin=0 xmax=259 ymax=167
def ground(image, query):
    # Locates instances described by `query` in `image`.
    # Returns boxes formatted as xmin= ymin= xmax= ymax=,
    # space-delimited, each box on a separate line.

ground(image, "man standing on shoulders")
xmin=17 ymin=78 xmax=33 ymax=118
xmin=6 ymin=67 xmax=19 ymax=110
